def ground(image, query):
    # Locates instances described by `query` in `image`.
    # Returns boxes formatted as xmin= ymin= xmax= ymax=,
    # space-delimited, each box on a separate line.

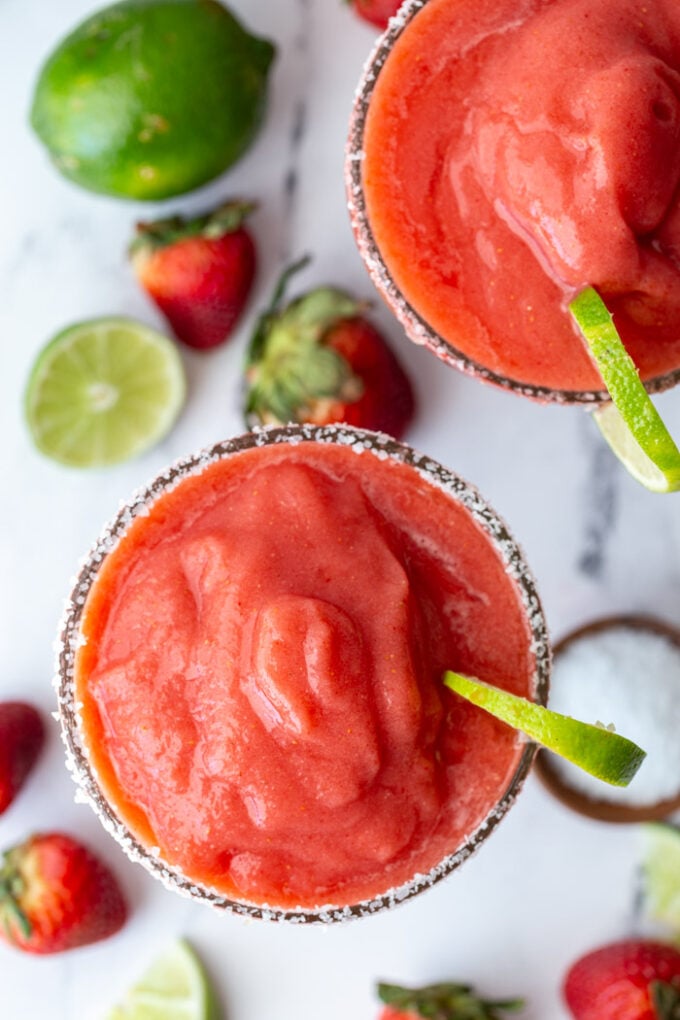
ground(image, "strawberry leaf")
xmin=246 ymin=322 xmax=355 ymax=424
xmin=651 ymin=979 xmax=680 ymax=1019
xmin=132 ymin=200 xmax=257 ymax=254
xmin=244 ymin=261 xmax=366 ymax=426
xmin=280 ymin=287 xmax=364 ymax=333
xmin=0 ymin=867 xmax=32 ymax=941
xmin=377 ymin=982 xmax=524 ymax=1019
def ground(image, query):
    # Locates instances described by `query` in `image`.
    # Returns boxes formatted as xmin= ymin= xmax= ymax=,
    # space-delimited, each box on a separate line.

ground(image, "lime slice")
xmin=25 ymin=317 xmax=186 ymax=468
xmin=107 ymin=940 xmax=218 ymax=1020
xmin=642 ymin=822 xmax=680 ymax=931
xmin=443 ymin=671 xmax=646 ymax=786
xmin=30 ymin=1 xmax=275 ymax=201
xmin=594 ymin=402 xmax=680 ymax=493
xmin=569 ymin=287 xmax=680 ymax=493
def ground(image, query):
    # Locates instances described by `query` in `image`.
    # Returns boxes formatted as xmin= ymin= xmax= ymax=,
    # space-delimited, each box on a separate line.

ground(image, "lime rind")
xmin=443 ymin=671 xmax=646 ymax=787
xmin=594 ymin=402 xmax=680 ymax=493
xmin=106 ymin=939 xmax=218 ymax=1020
xmin=642 ymin=822 xmax=680 ymax=932
xmin=25 ymin=317 xmax=186 ymax=468
xmin=569 ymin=288 xmax=680 ymax=493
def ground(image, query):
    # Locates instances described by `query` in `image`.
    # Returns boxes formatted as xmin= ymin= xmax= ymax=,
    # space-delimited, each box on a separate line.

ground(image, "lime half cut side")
xmin=107 ymin=940 xmax=218 ymax=1020
xmin=25 ymin=317 xmax=186 ymax=468
xmin=569 ymin=287 xmax=680 ymax=493
xmin=443 ymin=671 xmax=646 ymax=787
xmin=643 ymin=822 xmax=680 ymax=932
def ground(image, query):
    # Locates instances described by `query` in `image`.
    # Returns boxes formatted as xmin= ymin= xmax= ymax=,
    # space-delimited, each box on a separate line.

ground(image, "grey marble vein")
xmin=577 ymin=413 xmax=619 ymax=579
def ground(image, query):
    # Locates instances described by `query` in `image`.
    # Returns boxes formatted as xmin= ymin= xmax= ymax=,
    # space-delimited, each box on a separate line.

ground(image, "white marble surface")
xmin=2 ymin=1 xmax=680 ymax=1017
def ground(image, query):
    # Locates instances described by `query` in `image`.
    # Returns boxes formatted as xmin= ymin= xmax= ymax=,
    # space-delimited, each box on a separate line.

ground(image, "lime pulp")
xmin=25 ymin=317 xmax=186 ymax=468
xmin=107 ymin=940 xmax=218 ymax=1020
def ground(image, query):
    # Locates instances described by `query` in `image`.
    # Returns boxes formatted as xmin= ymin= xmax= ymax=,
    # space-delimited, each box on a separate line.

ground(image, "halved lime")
xmin=569 ymin=288 xmax=680 ymax=493
xmin=642 ymin=822 xmax=680 ymax=931
xmin=443 ymin=671 xmax=646 ymax=786
xmin=25 ymin=317 xmax=186 ymax=468
xmin=107 ymin=940 xmax=218 ymax=1020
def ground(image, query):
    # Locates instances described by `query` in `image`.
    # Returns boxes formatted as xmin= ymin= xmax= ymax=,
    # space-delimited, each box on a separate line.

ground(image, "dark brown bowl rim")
xmin=534 ymin=614 xmax=680 ymax=823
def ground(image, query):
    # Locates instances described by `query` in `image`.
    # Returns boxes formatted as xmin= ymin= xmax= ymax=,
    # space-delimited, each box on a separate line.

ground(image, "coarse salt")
xmin=548 ymin=624 xmax=680 ymax=807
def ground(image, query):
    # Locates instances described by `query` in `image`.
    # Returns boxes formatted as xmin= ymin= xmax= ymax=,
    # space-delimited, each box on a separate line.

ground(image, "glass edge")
xmin=344 ymin=1 xmax=680 ymax=406
xmin=55 ymin=423 xmax=551 ymax=924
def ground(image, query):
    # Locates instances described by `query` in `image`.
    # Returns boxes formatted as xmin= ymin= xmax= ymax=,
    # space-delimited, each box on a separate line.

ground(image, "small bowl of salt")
xmin=535 ymin=615 xmax=680 ymax=822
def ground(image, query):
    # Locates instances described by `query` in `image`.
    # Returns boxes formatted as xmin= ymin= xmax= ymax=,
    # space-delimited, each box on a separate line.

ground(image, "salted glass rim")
xmin=345 ymin=0 xmax=680 ymax=406
xmin=56 ymin=423 xmax=551 ymax=923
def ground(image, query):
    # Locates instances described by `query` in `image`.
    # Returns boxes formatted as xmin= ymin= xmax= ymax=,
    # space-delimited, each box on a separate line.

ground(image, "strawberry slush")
xmin=358 ymin=0 xmax=680 ymax=396
xmin=67 ymin=429 xmax=545 ymax=913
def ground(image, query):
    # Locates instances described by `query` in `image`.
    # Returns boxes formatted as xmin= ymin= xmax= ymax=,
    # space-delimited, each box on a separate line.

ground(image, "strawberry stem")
xmin=245 ymin=254 xmax=312 ymax=368
xmin=268 ymin=255 xmax=313 ymax=314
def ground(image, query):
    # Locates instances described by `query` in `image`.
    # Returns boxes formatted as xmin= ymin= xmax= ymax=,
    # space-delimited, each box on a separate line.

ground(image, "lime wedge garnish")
xmin=25 ymin=317 xmax=186 ymax=468
xmin=569 ymin=287 xmax=680 ymax=493
xmin=443 ymin=671 xmax=646 ymax=786
xmin=106 ymin=940 xmax=218 ymax=1020
xmin=642 ymin=822 xmax=680 ymax=931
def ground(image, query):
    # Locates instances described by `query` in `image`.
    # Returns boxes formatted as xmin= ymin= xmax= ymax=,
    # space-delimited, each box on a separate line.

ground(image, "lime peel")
xmin=30 ymin=1 xmax=275 ymax=201
xmin=569 ymin=287 xmax=680 ymax=493
xmin=443 ymin=671 xmax=646 ymax=787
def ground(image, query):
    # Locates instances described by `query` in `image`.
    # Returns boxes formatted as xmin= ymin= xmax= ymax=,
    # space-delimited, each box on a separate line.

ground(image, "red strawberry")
xmin=377 ymin=981 xmax=524 ymax=1019
xmin=244 ymin=258 xmax=416 ymax=438
xmin=131 ymin=200 xmax=257 ymax=351
xmin=0 ymin=833 xmax=127 ymax=954
xmin=563 ymin=939 xmax=680 ymax=1020
xmin=347 ymin=0 xmax=402 ymax=30
xmin=0 ymin=702 xmax=44 ymax=814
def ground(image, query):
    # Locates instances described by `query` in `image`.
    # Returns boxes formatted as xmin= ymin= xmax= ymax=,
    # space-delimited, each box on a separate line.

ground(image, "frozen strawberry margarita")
xmin=59 ymin=427 xmax=548 ymax=918
xmin=350 ymin=0 xmax=680 ymax=399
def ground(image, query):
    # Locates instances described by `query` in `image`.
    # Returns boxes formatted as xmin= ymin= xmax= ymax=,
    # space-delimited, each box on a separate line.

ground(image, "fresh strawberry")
xmin=244 ymin=259 xmax=415 ymax=438
xmin=377 ymin=981 xmax=524 ymax=1019
xmin=563 ymin=939 xmax=680 ymax=1020
xmin=347 ymin=0 xmax=402 ymax=30
xmin=131 ymin=200 xmax=257 ymax=351
xmin=0 ymin=833 xmax=127 ymax=954
xmin=0 ymin=702 xmax=44 ymax=814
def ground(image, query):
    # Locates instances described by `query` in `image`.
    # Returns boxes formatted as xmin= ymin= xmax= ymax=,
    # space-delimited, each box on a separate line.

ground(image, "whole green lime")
xmin=30 ymin=0 xmax=275 ymax=201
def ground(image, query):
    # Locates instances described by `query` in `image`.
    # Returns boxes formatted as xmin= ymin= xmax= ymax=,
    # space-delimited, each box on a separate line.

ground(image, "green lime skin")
xmin=30 ymin=0 xmax=276 ymax=201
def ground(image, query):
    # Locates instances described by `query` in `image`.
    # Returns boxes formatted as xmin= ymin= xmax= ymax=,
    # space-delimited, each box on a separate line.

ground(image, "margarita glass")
xmin=57 ymin=424 xmax=550 ymax=922
xmin=347 ymin=0 xmax=680 ymax=406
